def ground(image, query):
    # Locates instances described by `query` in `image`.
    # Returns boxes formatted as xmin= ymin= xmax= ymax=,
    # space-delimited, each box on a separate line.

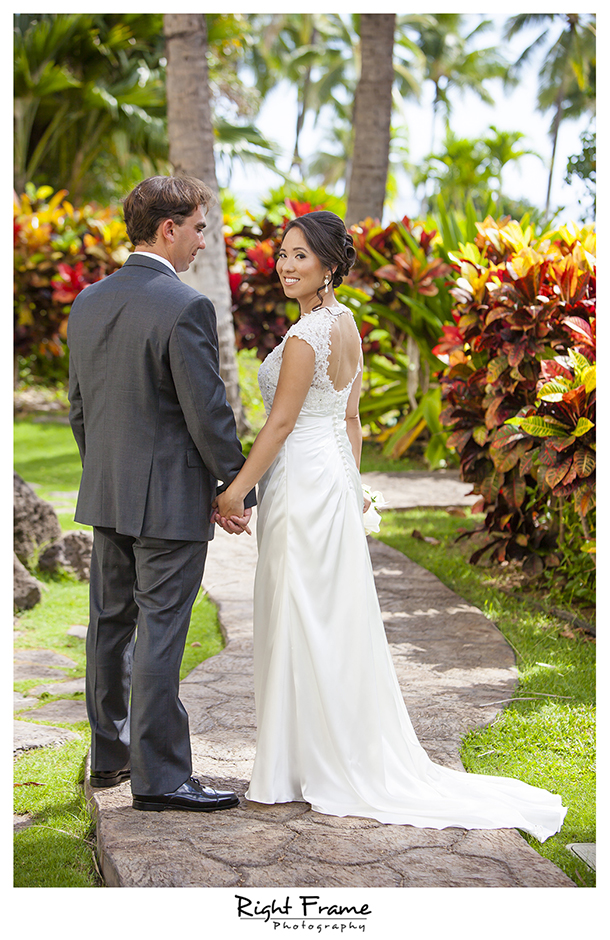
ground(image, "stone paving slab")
xmin=29 ymin=677 xmax=86 ymax=697
xmin=361 ymin=469 xmax=478 ymax=510
xmin=18 ymin=699 xmax=88 ymax=724
xmin=14 ymin=719 xmax=79 ymax=753
xmin=14 ymin=648 xmax=79 ymax=682
xmin=87 ymin=512 xmax=574 ymax=889
xmin=567 ymin=842 xmax=596 ymax=870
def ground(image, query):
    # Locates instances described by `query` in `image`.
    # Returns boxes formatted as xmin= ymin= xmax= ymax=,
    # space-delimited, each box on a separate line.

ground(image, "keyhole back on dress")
xmin=327 ymin=312 xmax=362 ymax=392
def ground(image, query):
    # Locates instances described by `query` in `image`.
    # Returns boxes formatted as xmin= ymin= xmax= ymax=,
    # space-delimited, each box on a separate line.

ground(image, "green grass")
xmin=14 ymin=737 xmax=99 ymax=888
xmin=373 ymin=508 xmax=596 ymax=887
xmin=360 ymin=440 xmax=426 ymax=473
xmin=14 ymin=417 xmax=83 ymax=491
xmin=237 ymin=348 xmax=267 ymax=438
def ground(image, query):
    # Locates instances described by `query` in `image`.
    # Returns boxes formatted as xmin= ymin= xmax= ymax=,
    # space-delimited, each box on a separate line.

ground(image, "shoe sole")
xmin=90 ymin=771 xmax=131 ymax=789
xmin=132 ymin=797 xmax=239 ymax=812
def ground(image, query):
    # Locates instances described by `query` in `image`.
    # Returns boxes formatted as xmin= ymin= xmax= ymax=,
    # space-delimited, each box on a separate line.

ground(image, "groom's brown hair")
xmin=123 ymin=175 xmax=215 ymax=247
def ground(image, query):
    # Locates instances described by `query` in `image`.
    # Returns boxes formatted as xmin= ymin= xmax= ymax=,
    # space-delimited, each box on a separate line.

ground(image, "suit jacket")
xmin=67 ymin=253 xmax=254 ymax=541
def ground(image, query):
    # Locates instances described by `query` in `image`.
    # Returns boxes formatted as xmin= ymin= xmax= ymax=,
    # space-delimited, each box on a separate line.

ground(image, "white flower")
xmin=362 ymin=483 xmax=388 ymax=535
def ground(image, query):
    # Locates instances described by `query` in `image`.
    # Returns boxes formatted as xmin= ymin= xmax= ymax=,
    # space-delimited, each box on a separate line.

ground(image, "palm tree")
xmin=345 ymin=14 xmax=396 ymax=226
xmin=14 ymin=13 xmax=281 ymax=203
xmin=205 ymin=14 xmax=284 ymax=186
xmin=245 ymin=13 xmax=357 ymax=176
xmin=14 ymin=13 xmax=168 ymax=198
xmin=164 ymin=12 xmax=247 ymax=434
xmin=503 ymin=13 xmax=596 ymax=215
xmin=401 ymin=13 xmax=512 ymax=154
xmin=482 ymin=125 xmax=540 ymax=208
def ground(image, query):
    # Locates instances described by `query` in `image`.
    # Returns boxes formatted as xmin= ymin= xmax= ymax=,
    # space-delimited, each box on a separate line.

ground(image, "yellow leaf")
xmin=508 ymin=247 xmax=542 ymax=279
xmin=583 ymin=365 xmax=596 ymax=394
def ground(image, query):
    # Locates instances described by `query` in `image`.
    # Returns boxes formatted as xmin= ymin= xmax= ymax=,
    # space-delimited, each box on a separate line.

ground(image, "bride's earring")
xmin=324 ymin=275 xmax=330 ymax=294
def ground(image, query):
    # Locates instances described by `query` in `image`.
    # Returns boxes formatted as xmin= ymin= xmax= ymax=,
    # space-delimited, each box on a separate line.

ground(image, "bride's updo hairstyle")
xmin=281 ymin=211 xmax=357 ymax=309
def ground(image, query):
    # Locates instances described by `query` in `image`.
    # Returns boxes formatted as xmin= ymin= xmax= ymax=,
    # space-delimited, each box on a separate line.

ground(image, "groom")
xmin=67 ymin=175 xmax=254 ymax=812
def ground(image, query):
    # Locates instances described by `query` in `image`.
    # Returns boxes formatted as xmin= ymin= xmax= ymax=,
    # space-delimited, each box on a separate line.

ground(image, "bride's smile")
xmin=276 ymin=226 xmax=331 ymax=313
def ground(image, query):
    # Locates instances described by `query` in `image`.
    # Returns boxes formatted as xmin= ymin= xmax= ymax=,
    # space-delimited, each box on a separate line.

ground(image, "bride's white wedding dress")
xmin=245 ymin=302 xmax=566 ymax=842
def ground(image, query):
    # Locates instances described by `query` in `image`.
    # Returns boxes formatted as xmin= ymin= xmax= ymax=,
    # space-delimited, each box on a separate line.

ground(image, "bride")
xmin=214 ymin=210 xmax=566 ymax=842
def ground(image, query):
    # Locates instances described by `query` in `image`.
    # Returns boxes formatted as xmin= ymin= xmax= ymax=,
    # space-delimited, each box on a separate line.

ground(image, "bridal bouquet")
xmin=362 ymin=483 xmax=388 ymax=535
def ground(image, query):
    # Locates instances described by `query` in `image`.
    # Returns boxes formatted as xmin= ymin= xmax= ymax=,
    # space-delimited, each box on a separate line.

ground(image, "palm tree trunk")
xmin=345 ymin=14 xmax=395 ymax=227
xmin=544 ymin=15 xmax=577 ymax=217
xmin=291 ymin=27 xmax=318 ymax=174
xmin=164 ymin=12 xmax=248 ymax=435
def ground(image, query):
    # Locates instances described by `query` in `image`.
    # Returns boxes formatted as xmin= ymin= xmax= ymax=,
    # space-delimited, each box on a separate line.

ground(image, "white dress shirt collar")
xmin=132 ymin=250 xmax=177 ymax=274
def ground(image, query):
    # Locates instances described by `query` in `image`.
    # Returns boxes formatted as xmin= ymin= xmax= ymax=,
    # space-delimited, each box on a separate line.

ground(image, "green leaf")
xmin=573 ymin=417 xmax=594 ymax=437
xmin=568 ymin=347 xmax=592 ymax=381
xmin=473 ymin=425 xmax=489 ymax=446
xmin=336 ymin=284 xmax=374 ymax=305
xmin=486 ymin=355 xmax=509 ymax=384
xmin=537 ymin=380 xmax=571 ymax=401
xmin=516 ymin=416 xmax=572 ymax=438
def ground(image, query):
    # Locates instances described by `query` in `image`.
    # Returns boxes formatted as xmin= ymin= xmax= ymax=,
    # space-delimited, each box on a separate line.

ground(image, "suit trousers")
xmin=87 ymin=526 xmax=208 ymax=795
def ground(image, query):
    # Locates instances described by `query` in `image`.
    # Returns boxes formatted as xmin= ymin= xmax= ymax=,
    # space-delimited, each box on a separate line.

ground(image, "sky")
xmin=221 ymin=12 xmax=595 ymax=226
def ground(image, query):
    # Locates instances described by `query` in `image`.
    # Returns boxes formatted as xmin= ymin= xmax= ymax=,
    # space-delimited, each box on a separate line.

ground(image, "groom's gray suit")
xmin=68 ymin=253 xmax=253 ymax=795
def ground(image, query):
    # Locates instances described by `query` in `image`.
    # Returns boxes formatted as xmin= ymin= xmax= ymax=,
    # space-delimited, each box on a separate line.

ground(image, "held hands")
xmin=212 ymin=489 xmax=252 ymax=536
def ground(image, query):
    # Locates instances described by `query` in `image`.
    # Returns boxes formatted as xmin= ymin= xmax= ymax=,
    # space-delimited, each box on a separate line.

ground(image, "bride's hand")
xmin=213 ymin=491 xmax=252 ymax=535
xmin=215 ymin=489 xmax=245 ymax=520
xmin=363 ymin=496 xmax=372 ymax=513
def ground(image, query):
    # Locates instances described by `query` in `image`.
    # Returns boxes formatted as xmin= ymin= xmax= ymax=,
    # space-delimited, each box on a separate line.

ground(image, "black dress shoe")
xmin=90 ymin=766 xmax=131 ymax=789
xmin=132 ymin=776 xmax=239 ymax=812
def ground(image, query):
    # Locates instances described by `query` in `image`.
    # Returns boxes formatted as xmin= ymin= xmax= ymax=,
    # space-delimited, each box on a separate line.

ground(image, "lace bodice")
xmin=258 ymin=303 xmax=361 ymax=418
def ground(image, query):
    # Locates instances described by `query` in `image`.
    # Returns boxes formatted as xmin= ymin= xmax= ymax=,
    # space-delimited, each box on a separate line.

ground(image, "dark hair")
xmin=281 ymin=211 xmax=357 ymax=308
xmin=122 ymin=175 xmax=215 ymax=246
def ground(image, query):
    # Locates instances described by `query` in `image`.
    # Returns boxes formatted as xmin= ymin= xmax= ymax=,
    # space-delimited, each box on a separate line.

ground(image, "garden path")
xmin=78 ymin=471 xmax=574 ymax=889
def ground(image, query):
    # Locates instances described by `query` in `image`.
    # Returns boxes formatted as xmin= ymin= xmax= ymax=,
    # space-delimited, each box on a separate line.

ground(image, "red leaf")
xmin=563 ymin=316 xmax=593 ymax=344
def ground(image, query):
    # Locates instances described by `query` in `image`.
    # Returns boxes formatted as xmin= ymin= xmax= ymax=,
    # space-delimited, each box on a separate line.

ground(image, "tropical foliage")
xmin=14 ymin=184 xmax=129 ymax=372
xmin=433 ymin=216 xmax=595 ymax=599
xmin=503 ymin=13 xmax=596 ymax=215
xmin=13 ymin=13 xmax=280 ymax=202
xmin=415 ymin=126 xmax=542 ymax=220
xmin=225 ymin=193 xmax=458 ymax=467
xmin=14 ymin=13 xmax=168 ymax=201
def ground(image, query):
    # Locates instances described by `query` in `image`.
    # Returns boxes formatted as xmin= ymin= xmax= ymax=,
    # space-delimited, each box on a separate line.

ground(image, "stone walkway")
xmin=15 ymin=471 xmax=576 ymax=888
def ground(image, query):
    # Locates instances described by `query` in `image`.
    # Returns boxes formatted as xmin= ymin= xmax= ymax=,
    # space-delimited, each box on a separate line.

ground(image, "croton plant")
xmin=433 ymin=217 xmax=596 ymax=573
xmin=14 ymin=185 xmax=129 ymax=365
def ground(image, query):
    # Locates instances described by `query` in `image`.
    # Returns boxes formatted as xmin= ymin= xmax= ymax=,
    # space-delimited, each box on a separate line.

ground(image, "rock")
xmin=14 ymin=814 xmax=35 ymax=833
xmin=13 ymin=473 xmax=61 ymax=564
xmin=38 ymin=530 xmax=93 ymax=581
xmin=13 ymin=554 xmax=44 ymax=611
xmin=14 ymin=662 xmax=69 ymax=681
xmin=21 ymin=699 xmax=88 ymax=724
xmin=13 ymin=649 xmax=78 ymax=682
xmin=14 ymin=691 xmax=39 ymax=711
xmin=29 ymin=677 xmax=86 ymax=697
xmin=15 ymin=649 xmax=78 ymax=668
xmin=67 ymin=624 xmax=88 ymax=639
xmin=13 ymin=719 xmax=79 ymax=753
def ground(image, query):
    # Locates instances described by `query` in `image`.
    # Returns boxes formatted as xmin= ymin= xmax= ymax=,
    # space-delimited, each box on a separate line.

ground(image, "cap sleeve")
xmin=286 ymin=310 xmax=329 ymax=360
